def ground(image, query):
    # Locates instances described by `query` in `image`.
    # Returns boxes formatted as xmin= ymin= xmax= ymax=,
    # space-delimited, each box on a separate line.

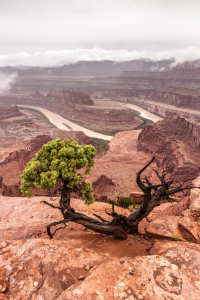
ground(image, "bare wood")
xmin=42 ymin=156 xmax=200 ymax=240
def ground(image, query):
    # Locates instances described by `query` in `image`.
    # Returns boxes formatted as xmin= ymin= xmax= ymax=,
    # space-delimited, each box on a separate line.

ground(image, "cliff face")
xmin=137 ymin=116 xmax=200 ymax=181
xmin=125 ymin=98 xmax=200 ymax=120
xmin=0 ymin=91 xmax=142 ymax=132
xmin=0 ymin=131 xmax=97 ymax=197
xmin=146 ymin=90 xmax=200 ymax=110
xmin=1 ymin=115 xmax=200 ymax=200
xmin=46 ymin=90 xmax=94 ymax=108
xmin=87 ymin=116 xmax=200 ymax=201
xmin=0 ymin=105 xmax=22 ymax=120
xmin=0 ymin=135 xmax=52 ymax=196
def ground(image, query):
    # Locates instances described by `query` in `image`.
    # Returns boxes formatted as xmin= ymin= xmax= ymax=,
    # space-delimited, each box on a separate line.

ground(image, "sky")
xmin=0 ymin=0 xmax=200 ymax=66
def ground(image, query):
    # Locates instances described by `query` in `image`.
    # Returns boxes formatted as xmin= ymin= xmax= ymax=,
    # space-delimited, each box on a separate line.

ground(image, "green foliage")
xmin=88 ymin=230 xmax=96 ymax=234
xmin=91 ymin=137 xmax=109 ymax=150
xmin=62 ymin=123 xmax=72 ymax=129
xmin=20 ymin=139 xmax=96 ymax=203
xmin=128 ymin=204 xmax=141 ymax=211
xmin=115 ymin=196 xmax=141 ymax=209
xmin=172 ymin=234 xmax=182 ymax=241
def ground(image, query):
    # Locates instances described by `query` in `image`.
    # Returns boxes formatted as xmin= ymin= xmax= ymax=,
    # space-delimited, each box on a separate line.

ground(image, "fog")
xmin=0 ymin=72 xmax=17 ymax=94
xmin=0 ymin=0 xmax=200 ymax=65
xmin=0 ymin=47 xmax=200 ymax=67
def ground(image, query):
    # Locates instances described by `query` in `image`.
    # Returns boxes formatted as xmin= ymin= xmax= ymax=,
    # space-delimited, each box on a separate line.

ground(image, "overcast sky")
xmin=0 ymin=0 xmax=200 ymax=66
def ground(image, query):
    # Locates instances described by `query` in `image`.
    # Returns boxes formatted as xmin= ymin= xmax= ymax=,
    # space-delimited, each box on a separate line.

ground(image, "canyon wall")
xmin=0 ymin=91 xmax=142 ymax=132
xmin=1 ymin=114 xmax=200 ymax=200
xmin=145 ymin=90 xmax=200 ymax=110
xmin=88 ymin=116 xmax=200 ymax=201
xmin=123 ymin=98 xmax=200 ymax=120
xmin=0 ymin=105 xmax=22 ymax=120
xmin=0 ymin=131 xmax=97 ymax=197
xmin=137 ymin=116 xmax=200 ymax=181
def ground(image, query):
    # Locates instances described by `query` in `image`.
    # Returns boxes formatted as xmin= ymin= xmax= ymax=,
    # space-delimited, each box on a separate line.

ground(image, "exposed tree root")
xmin=42 ymin=157 xmax=200 ymax=240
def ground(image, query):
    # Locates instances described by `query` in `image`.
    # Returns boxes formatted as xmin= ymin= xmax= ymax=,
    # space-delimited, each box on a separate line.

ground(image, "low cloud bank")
xmin=0 ymin=72 xmax=18 ymax=94
xmin=0 ymin=47 xmax=200 ymax=67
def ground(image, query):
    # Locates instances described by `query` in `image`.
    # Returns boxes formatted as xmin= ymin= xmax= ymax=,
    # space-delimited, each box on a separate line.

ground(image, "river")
xmin=18 ymin=105 xmax=113 ymax=141
xmin=117 ymin=102 xmax=162 ymax=122
xmin=18 ymin=104 xmax=162 ymax=141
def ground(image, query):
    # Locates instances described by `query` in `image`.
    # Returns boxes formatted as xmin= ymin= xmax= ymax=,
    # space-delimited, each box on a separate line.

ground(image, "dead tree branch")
xmin=42 ymin=156 xmax=200 ymax=239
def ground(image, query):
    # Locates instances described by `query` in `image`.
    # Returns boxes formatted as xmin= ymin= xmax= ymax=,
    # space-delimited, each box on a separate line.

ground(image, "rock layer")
xmin=0 ymin=105 xmax=21 ymax=121
xmin=88 ymin=116 xmax=200 ymax=201
xmin=0 ymin=90 xmax=141 ymax=133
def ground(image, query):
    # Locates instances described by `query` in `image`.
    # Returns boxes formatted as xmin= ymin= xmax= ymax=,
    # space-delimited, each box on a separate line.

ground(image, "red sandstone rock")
xmin=0 ymin=239 xmax=110 ymax=300
xmin=0 ymin=91 xmax=142 ymax=133
xmin=0 ymin=129 xmax=96 ymax=196
xmin=0 ymin=105 xmax=21 ymax=121
xmin=47 ymin=89 xmax=94 ymax=108
xmin=0 ymin=135 xmax=52 ymax=196
xmin=179 ymin=217 xmax=200 ymax=243
xmin=88 ymin=129 xmax=156 ymax=201
xmin=149 ymin=240 xmax=200 ymax=255
xmin=92 ymin=174 xmax=116 ymax=202
xmin=137 ymin=115 xmax=200 ymax=183
xmin=129 ymin=191 xmax=144 ymax=203
xmin=87 ymin=116 xmax=200 ymax=203
xmin=146 ymin=216 xmax=183 ymax=240
xmin=190 ymin=176 xmax=200 ymax=212
xmin=58 ymin=245 xmax=200 ymax=300
xmin=0 ymin=196 xmax=130 ymax=240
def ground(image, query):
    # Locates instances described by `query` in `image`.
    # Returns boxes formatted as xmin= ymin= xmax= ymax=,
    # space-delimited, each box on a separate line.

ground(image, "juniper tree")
xmin=20 ymin=139 xmax=96 ymax=208
xmin=21 ymin=143 xmax=200 ymax=240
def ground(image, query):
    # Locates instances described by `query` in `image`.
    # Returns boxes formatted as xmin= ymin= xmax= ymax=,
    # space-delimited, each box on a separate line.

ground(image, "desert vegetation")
xmin=21 ymin=139 xmax=200 ymax=240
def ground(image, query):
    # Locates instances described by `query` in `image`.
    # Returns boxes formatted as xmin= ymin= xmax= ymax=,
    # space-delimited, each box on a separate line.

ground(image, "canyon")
xmin=0 ymin=105 xmax=101 ymax=196
xmin=89 ymin=115 xmax=200 ymax=203
xmin=3 ymin=60 xmax=200 ymax=121
xmin=1 ymin=105 xmax=200 ymax=205
xmin=1 ymin=59 xmax=200 ymax=299
xmin=0 ymin=91 xmax=145 ymax=134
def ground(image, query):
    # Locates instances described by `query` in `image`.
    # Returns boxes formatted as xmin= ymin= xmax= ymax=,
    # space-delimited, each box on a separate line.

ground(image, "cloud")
xmin=0 ymin=47 xmax=200 ymax=68
xmin=0 ymin=72 xmax=18 ymax=95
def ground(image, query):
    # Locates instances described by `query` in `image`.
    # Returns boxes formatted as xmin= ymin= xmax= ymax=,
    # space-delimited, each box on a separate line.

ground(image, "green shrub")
xmin=128 ymin=204 xmax=141 ymax=211
xmin=115 ymin=196 xmax=141 ymax=209
xmin=172 ymin=234 xmax=182 ymax=241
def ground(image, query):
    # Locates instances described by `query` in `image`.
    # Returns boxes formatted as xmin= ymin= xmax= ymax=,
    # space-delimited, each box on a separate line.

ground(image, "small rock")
xmin=78 ymin=275 xmax=84 ymax=280
xmin=0 ymin=242 xmax=7 ymax=249
xmin=85 ymin=264 xmax=90 ymax=271
xmin=119 ymin=257 xmax=128 ymax=264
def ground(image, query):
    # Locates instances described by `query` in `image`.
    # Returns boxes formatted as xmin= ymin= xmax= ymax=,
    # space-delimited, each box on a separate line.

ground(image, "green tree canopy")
xmin=20 ymin=139 xmax=96 ymax=204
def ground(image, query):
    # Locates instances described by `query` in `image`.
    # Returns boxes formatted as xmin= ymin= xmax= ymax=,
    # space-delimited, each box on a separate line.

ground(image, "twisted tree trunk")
xmin=42 ymin=157 xmax=200 ymax=240
xmin=60 ymin=180 xmax=71 ymax=210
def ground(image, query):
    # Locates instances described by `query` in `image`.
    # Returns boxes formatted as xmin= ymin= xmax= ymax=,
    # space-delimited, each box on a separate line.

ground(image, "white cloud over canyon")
xmin=0 ymin=47 xmax=200 ymax=67
xmin=0 ymin=0 xmax=200 ymax=55
xmin=0 ymin=72 xmax=17 ymax=94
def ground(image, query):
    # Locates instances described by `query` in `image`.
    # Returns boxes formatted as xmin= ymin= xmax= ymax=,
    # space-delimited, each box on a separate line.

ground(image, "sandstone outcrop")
xmin=1 ymin=193 xmax=200 ymax=299
xmin=0 ymin=91 xmax=142 ymax=133
xmin=0 ymin=107 xmax=56 ymax=151
xmin=0 ymin=179 xmax=200 ymax=299
xmin=0 ymin=196 xmax=131 ymax=240
xmin=0 ymin=135 xmax=52 ymax=196
xmin=142 ymin=183 xmax=200 ymax=243
xmin=1 ymin=238 xmax=200 ymax=299
xmin=88 ymin=116 xmax=200 ymax=202
xmin=137 ymin=115 xmax=200 ymax=182
xmin=0 ymin=105 xmax=21 ymax=121
xmin=0 ymin=129 xmax=97 ymax=197
xmin=46 ymin=89 xmax=94 ymax=108
xmin=125 ymin=98 xmax=200 ymax=120
xmin=58 ymin=242 xmax=200 ymax=300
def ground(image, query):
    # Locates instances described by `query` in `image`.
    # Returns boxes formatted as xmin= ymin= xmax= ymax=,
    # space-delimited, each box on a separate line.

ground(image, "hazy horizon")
xmin=0 ymin=0 xmax=200 ymax=67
